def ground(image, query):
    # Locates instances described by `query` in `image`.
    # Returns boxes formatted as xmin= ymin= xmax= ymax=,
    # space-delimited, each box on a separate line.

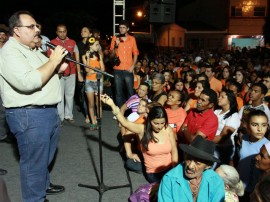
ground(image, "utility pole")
xmin=113 ymin=0 xmax=125 ymax=36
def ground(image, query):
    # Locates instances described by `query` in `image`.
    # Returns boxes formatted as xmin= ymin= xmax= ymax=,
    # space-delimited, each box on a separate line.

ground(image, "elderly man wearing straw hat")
xmin=158 ymin=136 xmax=225 ymax=202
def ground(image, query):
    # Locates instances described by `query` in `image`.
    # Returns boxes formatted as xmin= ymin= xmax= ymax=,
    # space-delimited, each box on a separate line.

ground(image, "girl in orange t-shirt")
xmin=82 ymin=37 xmax=105 ymax=130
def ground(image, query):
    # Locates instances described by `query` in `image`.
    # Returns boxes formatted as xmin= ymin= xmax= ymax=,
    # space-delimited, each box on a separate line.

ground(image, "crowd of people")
xmin=1 ymin=9 xmax=270 ymax=202
xmin=99 ymin=21 xmax=270 ymax=202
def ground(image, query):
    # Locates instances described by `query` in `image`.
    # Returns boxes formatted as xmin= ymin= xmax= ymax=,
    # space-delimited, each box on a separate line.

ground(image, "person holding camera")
xmin=110 ymin=20 xmax=139 ymax=107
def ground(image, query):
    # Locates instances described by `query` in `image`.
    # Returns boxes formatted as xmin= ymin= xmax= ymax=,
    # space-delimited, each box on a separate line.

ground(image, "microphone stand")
xmin=62 ymin=56 xmax=132 ymax=201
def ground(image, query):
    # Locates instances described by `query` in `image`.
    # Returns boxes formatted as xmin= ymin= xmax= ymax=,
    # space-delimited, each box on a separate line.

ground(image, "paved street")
xmin=1 ymin=108 xmax=148 ymax=202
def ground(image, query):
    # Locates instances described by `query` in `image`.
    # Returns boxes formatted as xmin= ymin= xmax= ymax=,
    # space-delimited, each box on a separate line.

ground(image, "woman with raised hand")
xmin=101 ymin=94 xmax=178 ymax=183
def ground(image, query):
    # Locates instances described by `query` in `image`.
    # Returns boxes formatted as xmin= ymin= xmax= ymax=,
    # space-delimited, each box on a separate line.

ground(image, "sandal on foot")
xmin=90 ymin=124 xmax=98 ymax=131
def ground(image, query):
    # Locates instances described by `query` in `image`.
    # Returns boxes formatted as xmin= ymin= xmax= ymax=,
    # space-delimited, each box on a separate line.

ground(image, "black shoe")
xmin=44 ymin=199 xmax=49 ymax=202
xmin=0 ymin=169 xmax=7 ymax=175
xmin=46 ymin=183 xmax=65 ymax=195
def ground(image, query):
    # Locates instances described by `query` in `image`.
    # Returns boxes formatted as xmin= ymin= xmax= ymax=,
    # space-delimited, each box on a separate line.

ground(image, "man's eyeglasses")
xmin=17 ymin=24 xmax=40 ymax=30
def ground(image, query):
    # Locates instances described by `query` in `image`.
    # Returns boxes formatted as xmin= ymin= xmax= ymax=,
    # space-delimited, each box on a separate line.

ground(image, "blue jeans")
xmin=0 ymin=97 xmax=8 ymax=140
xmin=125 ymin=158 xmax=143 ymax=173
xmin=114 ymin=70 xmax=134 ymax=107
xmin=146 ymin=167 xmax=171 ymax=183
xmin=5 ymin=107 xmax=60 ymax=202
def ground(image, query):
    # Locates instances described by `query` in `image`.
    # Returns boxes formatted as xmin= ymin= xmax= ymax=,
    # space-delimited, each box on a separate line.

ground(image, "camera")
xmin=116 ymin=34 xmax=125 ymax=42
xmin=117 ymin=34 xmax=126 ymax=38
xmin=113 ymin=56 xmax=121 ymax=66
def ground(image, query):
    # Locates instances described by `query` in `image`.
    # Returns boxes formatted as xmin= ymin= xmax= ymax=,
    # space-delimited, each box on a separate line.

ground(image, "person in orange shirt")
xmin=101 ymin=95 xmax=178 ymax=183
xmin=228 ymin=80 xmax=244 ymax=111
xmin=235 ymin=69 xmax=249 ymax=99
xmin=165 ymin=90 xmax=187 ymax=141
xmin=82 ymin=37 xmax=105 ymax=130
xmin=110 ymin=20 xmax=139 ymax=107
xmin=205 ymin=65 xmax=222 ymax=94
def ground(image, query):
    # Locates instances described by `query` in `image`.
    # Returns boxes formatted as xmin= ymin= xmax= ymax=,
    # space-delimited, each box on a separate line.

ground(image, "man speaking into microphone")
xmin=0 ymin=11 xmax=67 ymax=202
xmin=110 ymin=20 xmax=139 ymax=108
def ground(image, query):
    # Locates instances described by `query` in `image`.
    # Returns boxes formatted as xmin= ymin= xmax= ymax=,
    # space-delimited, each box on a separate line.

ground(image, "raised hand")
xmin=100 ymin=94 xmax=115 ymax=107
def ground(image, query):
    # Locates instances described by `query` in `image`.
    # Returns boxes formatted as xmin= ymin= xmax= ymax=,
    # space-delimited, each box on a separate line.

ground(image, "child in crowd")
xmin=237 ymin=110 xmax=270 ymax=202
xmin=82 ymin=37 xmax=105 ymax=130
xmin=238 ymin=82 xmax=270 ymax=137
xmin=120 ymin=82 xmax=150 ymax=117
xmin=121 ymin=99 xmax=149 ymax=173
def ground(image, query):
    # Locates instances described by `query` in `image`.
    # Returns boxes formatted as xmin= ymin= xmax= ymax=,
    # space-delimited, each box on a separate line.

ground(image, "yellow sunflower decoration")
xmin=88 ymin=37 xmax=96 ymax=44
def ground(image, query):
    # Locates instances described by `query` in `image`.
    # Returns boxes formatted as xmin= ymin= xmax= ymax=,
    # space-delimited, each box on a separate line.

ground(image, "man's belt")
xmin=6 ymin=105 xmax=57 ymax=109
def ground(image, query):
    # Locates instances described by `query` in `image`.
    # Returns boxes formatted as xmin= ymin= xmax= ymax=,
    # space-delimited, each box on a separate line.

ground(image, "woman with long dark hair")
xmin=101 ymin=95 xmax=178 ymax=183
xmin=214 ymin=89 xmax=240 ymax=165
xmin=184 ymin=69 xmax=196 ymax=94
xmin=221 ymin=66 xmax=233 ymax=86
xmin=235 ymin=69 xmax=249 ymax=99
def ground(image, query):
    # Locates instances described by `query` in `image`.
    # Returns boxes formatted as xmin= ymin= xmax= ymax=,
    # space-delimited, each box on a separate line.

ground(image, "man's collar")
xmin=193 ymin=108 xmax=213 ymax=116
xmin=56 ymin=37 xmax=70 ymax=42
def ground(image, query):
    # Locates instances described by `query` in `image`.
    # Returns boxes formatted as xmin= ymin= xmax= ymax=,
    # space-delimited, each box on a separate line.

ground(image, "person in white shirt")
xmin=214 ymin=89 xmax=240 ymax=166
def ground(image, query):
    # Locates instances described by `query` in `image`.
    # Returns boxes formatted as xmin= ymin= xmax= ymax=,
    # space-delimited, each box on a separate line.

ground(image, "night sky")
xmin=1 ymin=0 xmax=144 ymax=40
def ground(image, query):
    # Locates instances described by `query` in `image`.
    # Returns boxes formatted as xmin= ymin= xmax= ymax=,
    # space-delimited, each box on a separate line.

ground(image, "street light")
xmin=137 ymin=11 xmax=143 ymax=17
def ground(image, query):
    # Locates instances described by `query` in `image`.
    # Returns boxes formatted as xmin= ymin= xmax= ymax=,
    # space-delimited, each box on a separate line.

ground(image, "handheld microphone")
xmin=44 ymin=42 xmax=114 ymax=78
xmin=45 ymin=41 xmax=71 ymax=59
